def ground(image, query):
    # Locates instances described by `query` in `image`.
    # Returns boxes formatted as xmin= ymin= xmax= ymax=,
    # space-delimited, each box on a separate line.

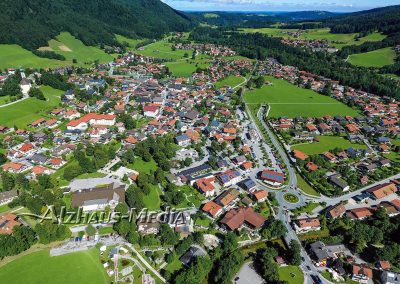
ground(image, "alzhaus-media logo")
xmin=17 ymin=205 xmax=190 ymax=225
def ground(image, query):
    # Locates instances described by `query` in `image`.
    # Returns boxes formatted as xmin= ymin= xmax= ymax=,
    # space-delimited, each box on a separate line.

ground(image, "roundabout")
xmin=283 ymin=193 xmax=300 ymax=204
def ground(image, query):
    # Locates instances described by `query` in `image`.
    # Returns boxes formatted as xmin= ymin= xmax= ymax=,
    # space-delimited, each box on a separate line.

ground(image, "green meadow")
xmin=115 ymin=34 xmax=146 ymax=48
xmin=0 ymin=85 xmax=62 ymax=128
xmin=347 ymin=47 xmax=396 ymax=68
xmin=240 ymin=28 xmax=386 ymax=49
xmin=215 ymin=75 xmax=245 ymax=88
xmin=45 ymin=32 xmax=115 ymax=66
xmin=136 ymin=40 xmax=190 ymax=60
xmin=292 ymin=135 xmax=367 ymax=155
xmin=0 ymin=45 xmax=66 ymax=70
xmin=244 ymin=76 xmax=358 ymax=117
xmin=164 ymin=60 xmax=210 ymax=77
xmin=0 ymin=249 xmax=109 ymax=284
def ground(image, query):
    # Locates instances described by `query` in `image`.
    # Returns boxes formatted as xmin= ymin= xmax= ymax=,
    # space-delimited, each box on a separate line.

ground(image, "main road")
xmin=245 ymin=103 xmax=332 ymax=284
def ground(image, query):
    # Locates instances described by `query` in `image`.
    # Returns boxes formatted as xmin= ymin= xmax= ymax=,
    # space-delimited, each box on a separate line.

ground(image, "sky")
xmin=161 ymin=0 xmax=400 ymax=12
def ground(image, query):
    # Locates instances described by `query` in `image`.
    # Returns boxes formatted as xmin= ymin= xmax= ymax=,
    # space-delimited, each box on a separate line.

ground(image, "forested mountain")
xmin=188 ymin=11 xmax=340 ymax=28
xmin=324 ymin=5 xmax=400 ymax=34
xmin=0 ymin=0 xmax=192 ymax=50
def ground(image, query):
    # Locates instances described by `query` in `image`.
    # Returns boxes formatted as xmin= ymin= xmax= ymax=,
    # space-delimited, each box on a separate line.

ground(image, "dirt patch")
xmin=38 ymin=46 xmax=54 ymax=51
xmin=58 ymin=44 xmax=72 ymax=52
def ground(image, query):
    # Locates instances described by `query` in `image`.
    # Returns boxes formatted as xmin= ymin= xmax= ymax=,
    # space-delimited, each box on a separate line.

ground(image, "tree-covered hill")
xmin=0 ymin=0 xmax=192 ymax=50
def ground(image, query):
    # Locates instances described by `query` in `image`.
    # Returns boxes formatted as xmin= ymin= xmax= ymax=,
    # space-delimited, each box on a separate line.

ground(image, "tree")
xmin=288 ymin=240 xmax=301 ymax=265
xmin=86 ymin=224 xmax=96 ymax=236
xmin=255 ymin=248 xmax=279 ymax=282
xmin=113 ymin=219 xmax=130 ymax=237
xmin=261 ymin=219 xmax=287 ymax=240
xmin=159 ymin=223 xmax=179 ymax=246
xmin=254 ymin=76 xmax=265 ymax=88
xmin=28 ymin=88 xmax=45 ymax=100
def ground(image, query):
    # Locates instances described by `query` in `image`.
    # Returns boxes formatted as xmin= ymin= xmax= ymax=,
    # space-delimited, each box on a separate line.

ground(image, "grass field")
xmin=292 ymin=135 xmax=367 ymax=155
xmin=278 ymin=265 xmax=304 ymax=284
xmin=45 ymin=32 xmax=114 ymax=66
xmin=128 ymin=157 xmax=158 ymax=174
xmin=296 ymin=174 xmax=320 ymax=196
xmin=240 ymin=28 xmax=386 ymax=49
xmin=164 ymin=60 xmax=210 ymax=77
xmin=136 ymin=41 xmax=189 ymax=60
xmin=0 ymin=45 xmax=66 ymax=70
xmin=215 ymin=75 xmax=245 ymax=89
xmin=0 ymin=85 xmax=62 ymax=128
xmin=115 ymin=34 xmax=146 ymax=48
xmin=0 ymin=248 xmax=108 ymax=284
xmin=143 ymin=184 xmax=161 ymax=211
xmin=244 ymin=76 xmax=358 ymax=117
xmin=347 ymin=47 xmax=396 ymax=68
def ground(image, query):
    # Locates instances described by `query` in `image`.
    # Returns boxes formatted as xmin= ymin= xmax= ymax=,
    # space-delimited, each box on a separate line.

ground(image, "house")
xmin=67 ymin=113 xmax=116 ymax=131
xmin=0 ymin=213 xmax=22 ymax=235
xmin=217 ymin=170 xmax=241 ymax=187
xmin=366 ymin=183 xmax=397 ymax=200
xmin=0 ymin=190 xmax=18 ymax=206
xmin=175 ymin=134 xmax=191 ymax=147
xmin=260 ymin=170 xmax=285 ymax=186
xmin=20 ymin=78 xmax=31 ymax=95
xmin=347 ymin=207 xmax=373 ymax=220
xmin=215 ymin=188 xmax=240 ymax=207
xmin=201 ymin=201 xmax=223 ymax=218
xmin=293 ymin=150 xmax=309 ymax=161
xmin=323 ymin=152 xmax=337 ymax=163
xmin=306 ymin=162 xmax=318 ymax=172
xmin=180 ymin=246 xmax=207 ymax=267
xmin=71 ymin=183 xmax=125 ymax=212
xmin=2 ymin=162 xmax=27 ymax=173
xmin=381 ymin=271 xmax=400 ymax=284
xmin=309 ymin=241 xmax=347 ymax=267
xmin=294 ymin=217 xmax=321 ymax=234
xmin=326 ymin=204 xmax=346 ymax=219
xmin=220 ymin=207 xmax=266 ymax=231
xmin=352 ymin=264 xmax=373 ymax=283
xmin=195 ymin=177 xmax=216 ymax=197
xmin=251 ymin=190 xmax=268 ymax=203
xmin=378 ymin=260 xmax=391 ymax=271
xmin=143 ymin=106 xmax=160 ymax=118
xmin=241 ymin=179 xmax=257 ymax=192
xmin=329 ymin=175 xmax=349 ymax=192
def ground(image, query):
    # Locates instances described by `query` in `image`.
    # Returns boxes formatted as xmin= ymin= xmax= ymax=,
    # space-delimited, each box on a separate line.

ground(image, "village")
xmin=0 ymin=38 xmax=399 ymax=284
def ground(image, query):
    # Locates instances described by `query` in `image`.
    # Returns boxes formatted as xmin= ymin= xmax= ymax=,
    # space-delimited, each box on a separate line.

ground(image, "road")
xmin=245 ymin=103 xmax=331 ymax=284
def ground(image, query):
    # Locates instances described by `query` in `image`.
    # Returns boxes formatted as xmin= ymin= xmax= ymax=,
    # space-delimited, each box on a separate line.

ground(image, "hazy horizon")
xmin=161 ymin=0 xmax=400 ymax=12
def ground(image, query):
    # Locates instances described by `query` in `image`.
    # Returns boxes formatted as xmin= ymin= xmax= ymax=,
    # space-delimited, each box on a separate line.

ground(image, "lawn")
xmin=293 ymin=202 xmax=320 ymax=215
xmin=136 ymin=40 xmax=189 ymax=60
xmin=292 ymin=135 xmax=367 ymax=155
xmin=284 ymin=193 xmax=299 ymax=203
xmin=172 ymin=185 xmax=206 ymax=209
xmin=321 ymin=270 xmax=358 ymax=284
xmin=0 ymin=248 xmax=109 ymax=284
xmin=215 ymin=75 xmax=245 ymax=89
xmin=143 ymin=184 xmax=161 ymax=211
xmin=296 ymin=174 xmax=320 ymax=197
xmin=75 ymin=172 xmax=106 ymax=180
xmin=0 ymin=203 xmax=10 ymax=213
xmin=241 ymin=28 xmax=386 ymax=49
xmin=45 ymin=32 xmax=115 ymax=66
xmin=244 ymin=76 xmax=358 ymax=118
xmin=164 ymin=60 xmax=210 ymax=78
xmin=0 ymin=85 xmax=62 ymax=128
xmin=0 ymin=44 xmax=66 ymax=70
xmin=348 ymin=47 xmax=396 ymax=68
xmin=278 ymin=265 xmax=304 ymax=284
xmin=165 ymin=254 xmax=183 ymax=274
xmin=115 ymin=34 xmax=146 ymax=48
xmin=128 ymin=157 xmax=158 ymax=174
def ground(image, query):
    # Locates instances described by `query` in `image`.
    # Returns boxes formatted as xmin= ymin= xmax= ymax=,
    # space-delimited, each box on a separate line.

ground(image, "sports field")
xmin=0 ymin=248 xmax=109 ymax=284
xmin=46 ymin=32 xmax=114 ymax=66
xmin=347 ymin=47 xmax=396 ymax=68
xmin=215 ymin=75 xmax=245 ymax=88
xmin=244 ymin=76 xmax=358 ymax=117
xmin=0 ymin=86 xmax=62 ymax=128
xmin=292 ymin=135 xmax=367 ymax=155
xmin=278 ymin=265 xmax=303 ymax=284
xmin=0 ymin=45 xmax=66 ymax=70
xmin=240 ymin=28 xmax=386 ymax=49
